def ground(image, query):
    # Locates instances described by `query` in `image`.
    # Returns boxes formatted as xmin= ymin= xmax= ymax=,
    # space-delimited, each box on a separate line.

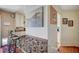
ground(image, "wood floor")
xmin=58 ymin=46 xmax=79 ymax=53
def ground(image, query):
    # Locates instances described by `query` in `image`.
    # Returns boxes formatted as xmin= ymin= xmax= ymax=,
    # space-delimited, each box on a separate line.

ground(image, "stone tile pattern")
xmin=17 ymin=35 xmax=48 ymax=53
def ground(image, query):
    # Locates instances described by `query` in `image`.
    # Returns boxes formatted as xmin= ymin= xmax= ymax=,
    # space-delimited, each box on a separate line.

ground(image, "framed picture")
xmin=27 ymin=6 xmax=44 ymax=27
xmin=62 ymin=18 xmax=68 ymax=24
xmin=50 ymin=6 xmax=57 ymax=24
xmin=68 ymin=20 xmax=73 ymax=27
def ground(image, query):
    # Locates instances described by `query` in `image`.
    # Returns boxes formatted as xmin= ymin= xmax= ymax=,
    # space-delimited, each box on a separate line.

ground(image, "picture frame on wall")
xmin=68 ymin=20 xmax=73 ymax=27
xmin=50 ymin=6 xmax=57 ymax=24
xmin=62 ymin=18 xmax=68 ymax=24
xmin=27 ymin=6 xmax=44 ymax=27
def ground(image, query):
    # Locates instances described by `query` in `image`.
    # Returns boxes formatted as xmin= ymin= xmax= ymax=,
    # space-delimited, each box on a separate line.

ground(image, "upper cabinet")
xmin=15 ymin=13 xmax=25 ymax=27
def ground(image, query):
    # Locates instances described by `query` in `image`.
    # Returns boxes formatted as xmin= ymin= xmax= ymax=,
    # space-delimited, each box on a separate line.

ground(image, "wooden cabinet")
xmin=15 ymin=13 xmax=25 ymax=27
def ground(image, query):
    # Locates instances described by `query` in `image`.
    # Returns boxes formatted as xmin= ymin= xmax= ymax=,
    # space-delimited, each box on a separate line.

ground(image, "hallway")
xmin=57 ymin=5 xmax=79 ymax=53
xmin=48 ymin=5 xmax=79 ymax=53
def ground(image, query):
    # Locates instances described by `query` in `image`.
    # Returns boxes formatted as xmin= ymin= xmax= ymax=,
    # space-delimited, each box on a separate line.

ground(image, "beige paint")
xmin=51 ymin=6 xmax=79 ymax=48
xmin=61 ymin=11 xmax=79 ymax=46
xmin=53 ymin=6 xmax=79 ymax=48
xmin=15 ymin=13 xmax=25 ymax=27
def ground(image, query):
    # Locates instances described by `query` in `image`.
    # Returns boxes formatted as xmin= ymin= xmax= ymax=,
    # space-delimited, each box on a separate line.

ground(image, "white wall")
xmin=61 ymin=11 xmax=79 ymax=46
xmin=48 ymin=24 xmax=57 ymax=52
xmin=57 ymin=13 xmax=62 ymax=48
xmin=48 ymin=6 xmax=62 ymax=53
xmin=25 ymin=6 xmax=48 ymax=39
